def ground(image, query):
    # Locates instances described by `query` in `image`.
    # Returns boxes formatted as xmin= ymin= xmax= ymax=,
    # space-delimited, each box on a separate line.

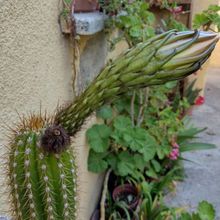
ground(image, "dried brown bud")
xmin=41 ymin=125 xmax=70 ymax=154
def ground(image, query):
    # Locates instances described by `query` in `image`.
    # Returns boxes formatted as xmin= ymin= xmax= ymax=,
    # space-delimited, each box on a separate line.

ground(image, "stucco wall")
xmin=0 ymin=0 xmax=74 ymax=214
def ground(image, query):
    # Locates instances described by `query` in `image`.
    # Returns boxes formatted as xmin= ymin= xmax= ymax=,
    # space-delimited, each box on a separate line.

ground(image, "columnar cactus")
xmin=8 ymin=116 xmax=77 ymax=220
xmin=6 ymin=30 xmax=218 ymax=220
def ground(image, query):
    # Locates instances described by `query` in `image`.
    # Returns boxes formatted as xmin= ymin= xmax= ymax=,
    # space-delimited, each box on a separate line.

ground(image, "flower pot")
xmin=73 ymin=0 xmax=99 ymax=12
xmin=112 ymin=184 xmax=140 ymax=210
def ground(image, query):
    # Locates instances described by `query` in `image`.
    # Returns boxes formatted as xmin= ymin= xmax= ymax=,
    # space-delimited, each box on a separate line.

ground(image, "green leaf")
xmin=146 ymin=12 xmax=155 ymax=24
xmin=113 ymin=116 xmax=132 ymax=132
xmin=86 ymin=124 xmax=112 ymax=153
xmin=180 ymin=142 xmax=216 ymax=152
xmin=165 ymin=81 xmax=178 ymax=89
xmin=116 ymin=152 xmax=135 ymax=176
xmin=133 ymin=154 xmax=146 ymax=171
xmin=119 ymin=15 xmax=132 ymax=28
xmin=144 ymin=26 xmax=155 ymax=37
xmin=208 ymin=5 xmax=220 ymax=12
xmin=177 ymin=127 xmax=206 ymax=142
xmin=146 ymin=167 xmax=158 ymax=179
xmin=106 ymin=153 xmax=117 ymax=170
xmin=192 ymin=213 xmax=201 ymax=220
xmin=197 ymin=201 xmax=215 ymax=220
xmin=64 ymin=0 xmax=72 ymax=4
xmin=141 ymin=182 xmax=152 ymax=195
xmin=129 ymin=25 xmax=142 ymax=38
xmin=96 ymin=105 xmax=113 ymax=120
xmin=151 ymin=160 xmax=161 ymax=173
xmin=180 ymin=213 xmax=193 ymax=220
xmin=129 ymin=15 xmax=140 ymax=26
xmin=88 ymin=150 xmax=108 ymax=173
xmin=137 ymin=130 xmax=157 ymax=161
xmin=123 ymin=127 xmax=147 ymax=151
xmin=122 ymin=127 xmax=157 ymax=161
xmin=140 ymin=144 xmax=156 ymax=162
xmin=114 ymin=98 xmax=131 ymax=113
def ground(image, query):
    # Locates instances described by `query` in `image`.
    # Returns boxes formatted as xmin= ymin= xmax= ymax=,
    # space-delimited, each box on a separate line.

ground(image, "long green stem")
xmin=55 ymin=30 xmax=218 ymax=136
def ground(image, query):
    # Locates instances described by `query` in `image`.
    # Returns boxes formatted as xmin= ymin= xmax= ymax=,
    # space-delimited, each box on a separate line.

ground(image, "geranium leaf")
xmin=86 ymin=124 xmax=112 ymax=153
xmin=96 ymin=105 xmax=113 ymax=119
xmin=113 ymin=116 xmax=132 ymax=132
xmin=87 ymin=150 xmax=108 ymax=173
xmin=198 ymin=201 xmax=215 ymax=220
xmin=116 ymin=151 xmax=135 ymax=176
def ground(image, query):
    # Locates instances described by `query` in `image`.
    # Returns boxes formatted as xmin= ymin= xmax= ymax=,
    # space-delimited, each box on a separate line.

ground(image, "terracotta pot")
xmin=73 ymin=0 xmax=99 ymax=12
xmin=112 ymin=184 xmax=140 ymax=210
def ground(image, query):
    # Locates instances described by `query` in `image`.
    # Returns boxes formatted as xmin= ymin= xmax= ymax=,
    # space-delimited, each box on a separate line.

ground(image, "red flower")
xmin=195 ymin=96 xmax=205 ymax=105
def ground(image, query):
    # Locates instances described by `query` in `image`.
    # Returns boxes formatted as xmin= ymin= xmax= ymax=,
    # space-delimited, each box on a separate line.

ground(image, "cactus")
xmin=8 ymin=115 xmax=77 ymax=220
xmin=55 ymin=30 xmax=218 ymax=135
xmin=6 ymin=30 xmax=218 ymax=220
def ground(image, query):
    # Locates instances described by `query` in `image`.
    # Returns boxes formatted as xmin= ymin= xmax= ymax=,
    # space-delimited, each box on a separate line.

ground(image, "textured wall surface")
xmin=0 ymin=0 xmax=74 ymax=213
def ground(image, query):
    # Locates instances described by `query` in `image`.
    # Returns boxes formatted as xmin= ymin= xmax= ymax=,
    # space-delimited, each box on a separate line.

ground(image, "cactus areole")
xmin=7 ymin=30 xmax=218 ymax=220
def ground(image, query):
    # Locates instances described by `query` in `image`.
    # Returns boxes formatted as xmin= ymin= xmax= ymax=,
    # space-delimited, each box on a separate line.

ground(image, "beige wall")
xmin=0 ymin=0 xmax=74 ymax=214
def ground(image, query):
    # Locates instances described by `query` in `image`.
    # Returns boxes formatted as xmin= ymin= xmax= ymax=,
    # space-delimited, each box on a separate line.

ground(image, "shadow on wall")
xmin=78 ymin=32 xmax=108 ymax=94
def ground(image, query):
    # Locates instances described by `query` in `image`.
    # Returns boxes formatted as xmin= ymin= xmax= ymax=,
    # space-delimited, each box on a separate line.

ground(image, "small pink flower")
xmin=195 ymin=96 xmax=205 ymax=105
xmin=168 ymin=152 xmax=178 ymax=160
xmin=172 ymin=142 xmax=179 ymax=149
xmin=168 ymin=144 xmax=180 ymax=160
xmin=172 ymin=149 xmax=179 ymax=156
xmin=168 ymin=6 xmax=183 ymax=14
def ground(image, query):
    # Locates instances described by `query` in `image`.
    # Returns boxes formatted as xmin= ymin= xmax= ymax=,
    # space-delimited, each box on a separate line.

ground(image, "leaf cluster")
xmin=87 ymin=81 xmax=215 ymax=181
xmin=105 ymin=0 xmax=156 ymax=47
xmin=193 ymin=5 xmax=220 ymax=32
xmin=177 ymin=201 xmax=216 ymax=220
xmin=87 ymin=114 xmax=159 ymax=178
xmin=86 ymin=85 xmax=178 ymax=177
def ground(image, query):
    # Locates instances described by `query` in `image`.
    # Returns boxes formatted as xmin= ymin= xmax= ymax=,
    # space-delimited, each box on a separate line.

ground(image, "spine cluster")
xmin=9 ymin=129 xmax=77 ymax=220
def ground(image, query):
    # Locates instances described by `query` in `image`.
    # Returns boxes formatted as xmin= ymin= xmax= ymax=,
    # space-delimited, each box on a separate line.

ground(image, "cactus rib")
xmin=8 ymin=115 xmax=78 ymax=220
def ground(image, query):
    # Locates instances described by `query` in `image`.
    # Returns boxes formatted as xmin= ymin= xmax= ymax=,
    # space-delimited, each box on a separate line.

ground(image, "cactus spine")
xmin=8 ymin=116 xmax=77 ymax=220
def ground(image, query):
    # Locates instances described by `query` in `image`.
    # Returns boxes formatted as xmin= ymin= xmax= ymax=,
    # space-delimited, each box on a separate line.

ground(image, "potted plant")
xmin=112 ymin=184 xmax=140 ymax=210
